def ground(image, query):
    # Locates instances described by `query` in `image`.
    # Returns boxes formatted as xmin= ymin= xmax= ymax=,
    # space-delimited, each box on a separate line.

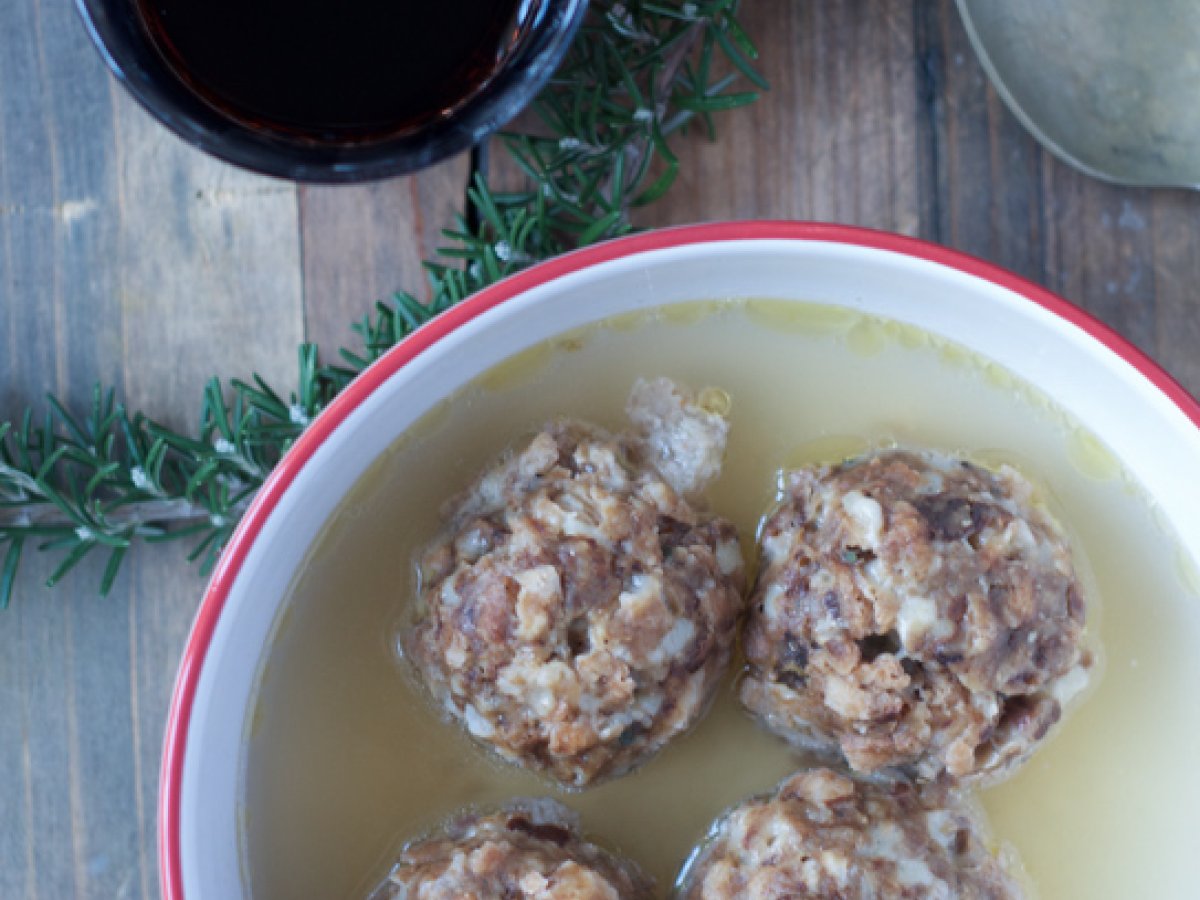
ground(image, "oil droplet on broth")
xmin=547 ymin=324 xmax=593 ymax=355
xmin=1066 ymin=429 xmax=1121 ymax=481
xmin=1179 ymin=548 xmax=1200 ymax=597
xmin=882 ymin=318 xmax=931 ymax=349
xmin=476 ymin=342 xmax=556 ymax=391
xmin=938 ymin=342 xmax=973 ymax=369
xmin=846 ymin=319 xmax=887 ymax=357
xmin=605 ymin=309 xmax=649 ymax=332
xmin=983 ymin=361 xmax=1016 ymax=390
xmin=781 ymin=434 xmax=873 ymax=470
xmin=659 ymin=299 xmax=731 ymax=326
xmin=697 ymin=386 xmax=732 ymax=417
xmin=744 ymin=297 xmax=858 ymax=334
xmin=247 ymin=703 xmax=267 ymax=741
xmin=243 ymin=299 xmax=1198 ymax=900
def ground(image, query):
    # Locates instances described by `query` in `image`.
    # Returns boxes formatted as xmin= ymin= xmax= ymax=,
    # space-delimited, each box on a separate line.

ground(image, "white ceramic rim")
xmin=158 ymin=222 xmax=1200 ymax=899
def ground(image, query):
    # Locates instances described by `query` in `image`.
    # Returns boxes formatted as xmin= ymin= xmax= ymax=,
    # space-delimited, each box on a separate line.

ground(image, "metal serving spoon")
xmin=957 ymin=0 xmax=1200 ymax=188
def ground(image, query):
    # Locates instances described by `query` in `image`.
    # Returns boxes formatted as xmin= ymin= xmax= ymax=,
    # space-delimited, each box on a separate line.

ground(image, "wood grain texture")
xmin=2 ymin=1 xmax=1199 ymax=899
xmin=298 ymin=159 xmax=470 ymax=356
xmin=1 ymin=1 xmax=303 ymax=899
xmin=642 ymin=0 xmax=925 ymax=233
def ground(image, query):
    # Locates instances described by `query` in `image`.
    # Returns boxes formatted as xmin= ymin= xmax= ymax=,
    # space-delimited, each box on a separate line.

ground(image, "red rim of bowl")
xmin=158 ymin=220 xmax=1200 ymax=899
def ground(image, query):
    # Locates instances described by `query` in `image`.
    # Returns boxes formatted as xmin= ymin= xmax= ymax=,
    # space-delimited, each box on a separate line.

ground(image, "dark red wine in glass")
xmin=135 ymin=0 xmax=525 ymax=143
xmin=75 ymin=0 xmax=585 ymax=180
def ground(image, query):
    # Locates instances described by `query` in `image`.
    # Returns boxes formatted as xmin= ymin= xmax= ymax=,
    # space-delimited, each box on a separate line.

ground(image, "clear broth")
xmin=242 ymin=300 xmax=1200 ymax=899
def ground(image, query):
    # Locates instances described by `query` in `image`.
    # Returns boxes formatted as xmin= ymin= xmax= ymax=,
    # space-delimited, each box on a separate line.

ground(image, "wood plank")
xmin=1 ymin=0 xmax=133 ymax=895
xmin=298 ymin=159 xmax=471 ymax=357
xmin=1148 ymin=190 xmax=1200 ymax=395
xmin=915 ymin=0 xmax=1050 ymax=273
xmin=113 ymin=88 xmax=305 ymax=900
xmin=0 ymin=2 xmax=305 ymax=899
xmin=2 ymin=560 xmax=80 ymax=900
xmin=0 ymin=0 xmax=57 ymax=890
xmin=640 ymin=0 xmax=923 ymax=233
xmin=1039 ymin=163 xmax=1158 ymax=361
xmin=113 ymin=108 xmax=303 ymax=423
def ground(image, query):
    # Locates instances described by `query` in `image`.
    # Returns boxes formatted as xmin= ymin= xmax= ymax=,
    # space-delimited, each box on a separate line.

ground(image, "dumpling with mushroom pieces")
xmin=372 ymin=799 xmax=654 ymax=899
xmin=677 ymin=768 xmax=1023 ymax=899
xmin=741 ymin=449 xmax=1094 ymax=784
xmin=404 ymin=378 xmax=746 ymax=787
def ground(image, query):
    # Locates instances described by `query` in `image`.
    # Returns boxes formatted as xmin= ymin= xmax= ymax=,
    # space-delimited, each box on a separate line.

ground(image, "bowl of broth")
xmin=159 ymin=222 xmax=1200 ymax=899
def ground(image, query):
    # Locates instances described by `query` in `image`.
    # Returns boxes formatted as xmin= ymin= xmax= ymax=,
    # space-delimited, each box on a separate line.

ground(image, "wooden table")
xmin=2 ymin=2 xmax=1197 ymax=897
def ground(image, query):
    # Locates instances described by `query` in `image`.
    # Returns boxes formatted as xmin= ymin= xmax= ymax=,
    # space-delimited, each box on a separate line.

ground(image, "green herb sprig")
xmin=0 ymin=0 xmax=763 ymax=609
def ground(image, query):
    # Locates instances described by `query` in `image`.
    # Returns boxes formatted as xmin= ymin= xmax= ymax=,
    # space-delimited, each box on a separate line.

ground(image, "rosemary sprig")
xmin=0 ymin=0 xmax=763 ymax=609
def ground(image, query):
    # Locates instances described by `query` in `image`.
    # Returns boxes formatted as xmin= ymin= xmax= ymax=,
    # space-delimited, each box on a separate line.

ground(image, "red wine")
xmin=136 ymin=0 xmax=524 ymax=143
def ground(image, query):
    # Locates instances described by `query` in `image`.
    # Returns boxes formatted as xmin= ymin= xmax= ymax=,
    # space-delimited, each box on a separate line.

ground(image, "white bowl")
xmin=159 ymin=222 xmax=1200 ymax=899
